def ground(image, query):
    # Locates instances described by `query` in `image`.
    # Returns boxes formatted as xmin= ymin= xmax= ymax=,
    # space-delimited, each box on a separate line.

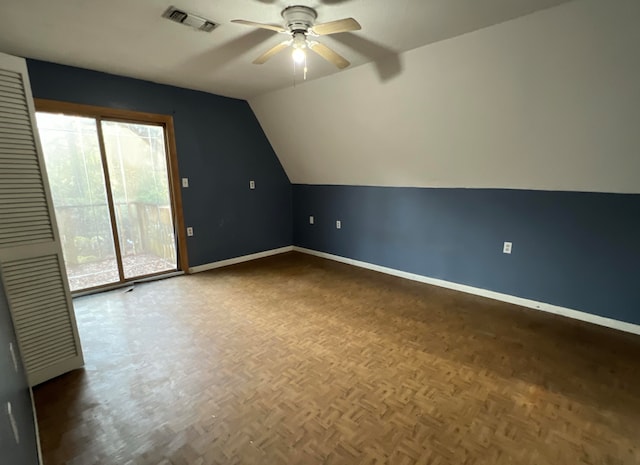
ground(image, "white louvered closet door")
xmin=0 ymin=52 xmax=83 ymax=386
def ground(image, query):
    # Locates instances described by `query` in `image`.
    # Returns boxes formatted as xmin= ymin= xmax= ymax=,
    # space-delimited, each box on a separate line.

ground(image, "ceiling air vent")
xmin=162 ymin=6 xmax=218 ymax=32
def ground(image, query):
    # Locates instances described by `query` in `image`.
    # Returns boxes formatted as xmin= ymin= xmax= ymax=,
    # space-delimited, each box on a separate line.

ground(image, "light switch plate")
xmin=181 ymin=178 xmax=189 ymax=188
xmin=249 ymin=180 xmax=255 ymax=189
xmin=7 ymin=402 xmax=19 ymax=444
xmin=309 ymin=216 xmax=314 ymax=224
xmin=336 ymin=220 xmax=341 ymax=229
xmin=9 ymin=342 xmax=17 ymax=372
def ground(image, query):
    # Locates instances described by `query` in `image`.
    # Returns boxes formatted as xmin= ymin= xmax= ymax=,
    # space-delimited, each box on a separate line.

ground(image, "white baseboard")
xmin=293 ymin=246 xmax=640 ymax=336
xmin=189 ymin=246 xmax=294 ymax=273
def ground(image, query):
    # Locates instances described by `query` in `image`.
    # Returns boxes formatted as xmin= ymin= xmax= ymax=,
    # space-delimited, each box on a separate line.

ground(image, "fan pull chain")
xmin=304 ymin=54 xmax=308 ymax=81
xmin=293 ymin=60 xmax=297 ymax=88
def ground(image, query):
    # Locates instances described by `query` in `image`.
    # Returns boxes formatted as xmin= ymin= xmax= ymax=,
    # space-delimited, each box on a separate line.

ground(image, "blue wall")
xmin=26 ymin=59 xmax=292 ymax=267
xmin=293 ymin=185 xmax=640 ymax=325
xmin=0 ymin=273 xmax=39 ymax=464
xmin=23 ymin=60 xmax=640 ymax=327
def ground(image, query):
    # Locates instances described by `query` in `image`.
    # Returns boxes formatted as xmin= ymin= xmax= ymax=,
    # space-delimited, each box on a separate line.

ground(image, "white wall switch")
xmin=181 ymin=178 xmax=189 ymax=188
xmin=187 ymin=227 xmax=194 ymax=237
xmin=9 ymin=342 xmax=17 ymax=372
xmin=309 ymin=216 xmax=314 ymax=224
xmin=336 ymin=220 xmax=341 ymax=229
xmin=7 ymin=402 xmax=19 ymax=444
xmin=503 ymin=241 xmax=512 ymax=254
xmin=249 ymin=180 xmax=255 ymax=189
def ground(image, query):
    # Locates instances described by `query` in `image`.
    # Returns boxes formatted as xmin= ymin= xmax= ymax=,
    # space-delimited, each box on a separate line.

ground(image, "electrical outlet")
xmin=503 ymin=241 xmax=512 ymax=254
xmin=187 ymin=227 xmax=194 ymax=237
xmin=249 ymin=180 xmax=255 ymax=189
xmin=309 ymin=215 xmax=314 ymax=224
xmin=336 ymin=220 xmax=341 ymax=229
xmin=181 ymin=177 xmax=189 ymax=188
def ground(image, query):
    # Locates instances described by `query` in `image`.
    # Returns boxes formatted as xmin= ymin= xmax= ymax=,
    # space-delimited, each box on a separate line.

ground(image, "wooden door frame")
xmin=34 ymin=98 xmax=190 ymax=280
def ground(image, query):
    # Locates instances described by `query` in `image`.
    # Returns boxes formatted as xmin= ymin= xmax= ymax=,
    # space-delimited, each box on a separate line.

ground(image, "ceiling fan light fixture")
xmin=292 ymin=47 xmax=306 ymax=64
xmin=232 ymin=5 xmax=360 ymax=69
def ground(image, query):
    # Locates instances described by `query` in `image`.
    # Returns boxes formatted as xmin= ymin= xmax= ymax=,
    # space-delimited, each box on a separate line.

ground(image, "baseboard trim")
xmin=189 ymin=246 xmax=294 ymax=273
xmin=293 ymin=246 xmax=640 ymax=336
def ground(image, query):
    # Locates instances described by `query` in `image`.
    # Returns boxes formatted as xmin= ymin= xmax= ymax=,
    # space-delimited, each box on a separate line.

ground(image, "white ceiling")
xmin=250 ymin=0 xmax=640 ymax=192
xmin=0 ymin=0 xmax=572 ymax=100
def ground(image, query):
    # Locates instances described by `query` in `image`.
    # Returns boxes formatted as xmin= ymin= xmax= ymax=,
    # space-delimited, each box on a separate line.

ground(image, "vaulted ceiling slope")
xmin=250 ymin=0 xmax=640 ymax=193
xmin=0 ymin=0 xmax=570 ymax=99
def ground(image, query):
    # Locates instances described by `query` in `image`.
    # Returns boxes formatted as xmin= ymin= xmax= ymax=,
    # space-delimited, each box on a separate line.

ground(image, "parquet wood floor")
xmin=33 ymin=252 xmax=640 ymax=465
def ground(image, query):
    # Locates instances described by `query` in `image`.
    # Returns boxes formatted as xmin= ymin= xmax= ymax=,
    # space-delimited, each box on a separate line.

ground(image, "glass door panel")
xmin=36 ymin=113 xmax=119 ymax=291
xmin=101 ymin=121 xmax=177 ymax=279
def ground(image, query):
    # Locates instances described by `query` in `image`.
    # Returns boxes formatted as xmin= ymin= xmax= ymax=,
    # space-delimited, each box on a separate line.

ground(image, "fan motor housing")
xmin=281 ymin=5 xmax=317 ymax=32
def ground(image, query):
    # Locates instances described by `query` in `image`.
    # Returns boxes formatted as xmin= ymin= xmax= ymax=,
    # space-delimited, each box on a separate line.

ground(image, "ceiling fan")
xmin=232 ymin=5 xmax=361 ymax=69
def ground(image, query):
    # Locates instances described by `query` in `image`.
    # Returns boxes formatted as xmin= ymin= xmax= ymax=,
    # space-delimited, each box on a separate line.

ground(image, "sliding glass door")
xmin=36 ymin=113 xmax=178 ymax=292
xmin=36 ymin=113 xmax=119 ymax=290
xmin=101 ymin=120 xmax=177 ymax=280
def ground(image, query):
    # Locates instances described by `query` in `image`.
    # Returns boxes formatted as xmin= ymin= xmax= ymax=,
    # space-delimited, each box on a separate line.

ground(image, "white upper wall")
xmin=250 ymin=0 xmax=640 ymax=193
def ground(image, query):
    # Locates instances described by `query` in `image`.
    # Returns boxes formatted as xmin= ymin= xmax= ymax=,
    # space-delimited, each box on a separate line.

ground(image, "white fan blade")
xmin=231 ymin=19 xmax=286 ymax=33
xmin=311 ymin=18 xmax=361 ymax=36
xmin=253 ymin=41 xmax=291 ymax=64
xmin=310 ymin=42 xmax=350 ymax=69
